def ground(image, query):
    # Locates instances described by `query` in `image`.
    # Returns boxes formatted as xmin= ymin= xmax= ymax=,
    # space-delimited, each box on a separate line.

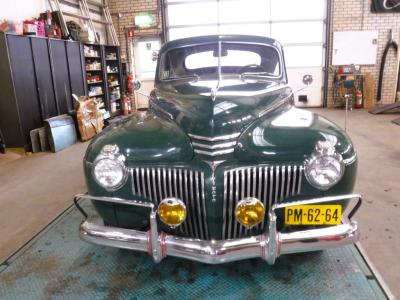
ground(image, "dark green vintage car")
xmin=75 ymin=35 xmax=361 ymax=264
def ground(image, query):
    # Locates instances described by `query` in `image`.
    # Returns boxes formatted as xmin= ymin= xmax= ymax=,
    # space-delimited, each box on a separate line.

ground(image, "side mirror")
xmin=151 ymin=51 xmax=158 ymax=61
xmin=133 ymin=80 xmax=141 ymax=91
xmin=302 ymin=74 xmax=313 ymax=86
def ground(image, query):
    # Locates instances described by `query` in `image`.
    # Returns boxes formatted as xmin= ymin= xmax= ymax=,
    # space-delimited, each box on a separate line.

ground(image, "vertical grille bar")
xmin=292 ymin=165 xmax=298 ymax=195
xmin=233 ymin=169 xmax=240 ymax=238
xmin=195 ymin=171 xmax=204 ymax=239
xmin=280 ymin=166 xmax=286 ymax=200
xmin=135 ymin=168 xmax=142 ymax=196
xmin=223 ymin=164 xmax=303 ymax=239
xmin=141 ymin=168 xmax=147 ymax=198
xmin=167 ymin=168 xmax=172 ymax=197
xmin=151 ymin=168 xmax=157 ymax=204
xmin=130 ymin=169 xmax=136 ymax=195
xmin=156 ymin=168 xmax=161 ymax=201
xmin=201 ymin=172 xmax=208 ymax=240
xmin=146 ymin=168 xmax=152 ymax=201
xmin=162 ymin=168 xmax=167 ymax=199
xmin=184 ymin=169 xmax=193 ymax=237
xmin=227 ymin=170 xmax=234 ymax=239
xmin=297 ymin=166 xmax=303 ymax=194
xmin=222 ymin=171 xmax=228 ymax=239
xmin=275 ymin=166 xmax=280 ymax=204
xmin=189 ymin=170 xmax=199 ymax=238
xmin=286 ymin=165 xmax=292 ymax=197
xmin=269 ymin=166 xmax=274 ymax=209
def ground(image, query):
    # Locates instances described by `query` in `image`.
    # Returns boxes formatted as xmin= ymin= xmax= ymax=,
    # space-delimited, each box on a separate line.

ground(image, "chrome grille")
xmin=222 ymin=165 xmax=303 ymax=239
xmin=130 ymin=167 xmax=208 ymax=240
xmin=188 ymin=133 xmax=239 ymax=156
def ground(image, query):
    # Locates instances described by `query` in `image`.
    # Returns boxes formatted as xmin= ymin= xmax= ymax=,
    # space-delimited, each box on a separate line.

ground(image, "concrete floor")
xmin=0 ymin=109 xmax=399 ymax=297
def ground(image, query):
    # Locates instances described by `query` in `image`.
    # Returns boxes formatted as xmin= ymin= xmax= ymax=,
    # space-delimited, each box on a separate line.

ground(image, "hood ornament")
xmin=204 ymin=160 xmax=225 ymax=203
xmin=211 ymin=40 xmax=222 ymax=102
xmin=211 ymin=87 xmax=218 ymax=101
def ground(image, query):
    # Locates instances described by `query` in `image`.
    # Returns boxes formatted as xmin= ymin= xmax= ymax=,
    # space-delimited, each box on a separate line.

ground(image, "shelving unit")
xmin=104 ymin=45 xmax=123 ymax=117
xmin=83 ymin=44 xmax=106 ymax=112
xmin=81 ymin=43 xmax=124 ymax=119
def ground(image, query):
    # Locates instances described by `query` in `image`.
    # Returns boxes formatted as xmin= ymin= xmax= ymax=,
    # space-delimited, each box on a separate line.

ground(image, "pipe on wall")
xmin=323 ymin=0 xmax=332 ymax=108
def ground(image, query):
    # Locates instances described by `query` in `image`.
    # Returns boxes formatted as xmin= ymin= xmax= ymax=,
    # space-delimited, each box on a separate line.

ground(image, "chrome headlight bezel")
xmin=92 ymin=144 xmax=128 ymax=191
xmin=305 ymin=141 xmax=345 ymax=190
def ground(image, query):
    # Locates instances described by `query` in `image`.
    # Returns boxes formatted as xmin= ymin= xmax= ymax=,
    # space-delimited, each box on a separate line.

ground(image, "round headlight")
xmin=93 ymin=158 xmax=126 ymax=190
xmin=93 ymin=144 xmax=126 ymax=190
xmin=305 ymin=141 xmax=345 ymax=190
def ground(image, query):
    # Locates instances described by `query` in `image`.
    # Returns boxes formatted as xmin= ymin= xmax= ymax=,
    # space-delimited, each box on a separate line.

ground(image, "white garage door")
xmin=164 ymin=0 xmax=327 ymax=107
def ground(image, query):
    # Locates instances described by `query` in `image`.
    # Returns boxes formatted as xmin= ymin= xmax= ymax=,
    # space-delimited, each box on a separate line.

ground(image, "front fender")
xmin=235 ymin=106 xmax=356 ymax=163
xmin=235 ymin=106 xmax=358 ymax=197
xmin=85 ymin=111 xmax=193 ymax=164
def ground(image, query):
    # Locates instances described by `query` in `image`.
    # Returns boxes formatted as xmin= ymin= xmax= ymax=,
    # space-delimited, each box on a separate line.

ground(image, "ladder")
xmin=47 ymin=0 xmax=119 ymax=45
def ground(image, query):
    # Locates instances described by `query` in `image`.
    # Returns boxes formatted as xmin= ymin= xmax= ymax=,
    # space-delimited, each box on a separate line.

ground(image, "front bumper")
xmin=74 ymin=194 xmax=361 ymax=264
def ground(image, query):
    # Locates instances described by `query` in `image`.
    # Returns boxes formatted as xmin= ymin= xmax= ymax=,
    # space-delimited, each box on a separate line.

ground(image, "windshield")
xmin=159 ymin=42 xmax=281 ymax=81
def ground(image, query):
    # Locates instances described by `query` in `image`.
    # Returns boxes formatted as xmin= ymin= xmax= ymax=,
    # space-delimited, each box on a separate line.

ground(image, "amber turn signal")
xmin=158 ymin=198 xmax=186 ymax=227
xmin=235 ymin=198 xmax=265 ymax=227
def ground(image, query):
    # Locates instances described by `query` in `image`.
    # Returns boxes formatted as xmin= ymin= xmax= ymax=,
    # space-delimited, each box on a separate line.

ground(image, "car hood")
xmin=153 ymin=78 xmax=291 ymax=138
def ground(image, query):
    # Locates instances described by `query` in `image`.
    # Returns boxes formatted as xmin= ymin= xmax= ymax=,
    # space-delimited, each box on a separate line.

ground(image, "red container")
xmin=36 ymin=21 xmax=45 ymax=37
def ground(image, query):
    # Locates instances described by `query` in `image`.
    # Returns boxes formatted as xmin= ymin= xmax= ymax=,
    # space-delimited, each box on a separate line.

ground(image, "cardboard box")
xmin=76 ymin=96 xmax=104 ymax=141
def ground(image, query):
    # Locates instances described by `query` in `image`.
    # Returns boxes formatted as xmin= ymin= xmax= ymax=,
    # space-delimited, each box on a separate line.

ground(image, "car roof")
xmin=160 ymin=35 xmax=283 ymax=53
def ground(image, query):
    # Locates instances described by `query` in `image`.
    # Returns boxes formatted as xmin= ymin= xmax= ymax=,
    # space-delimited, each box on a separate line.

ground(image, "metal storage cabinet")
xmin=0 ymin=33 xmax=86 ymax=151
xmin=0 ymin=33 xmax=42 ymax=151
xmin=50 ymin=39 xmax=72 ymax=115
xmin=31 ymin=37 xmax=58 ymax=119
xmin=66 ymin=42 xmax=86 ymax=100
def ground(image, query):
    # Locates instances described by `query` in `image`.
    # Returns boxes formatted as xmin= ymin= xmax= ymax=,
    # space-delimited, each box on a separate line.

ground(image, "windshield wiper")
xmin=240 ymin=72 xmax=278 ymax=81
xmin=164 ymin=74 xmax=199 ymax=82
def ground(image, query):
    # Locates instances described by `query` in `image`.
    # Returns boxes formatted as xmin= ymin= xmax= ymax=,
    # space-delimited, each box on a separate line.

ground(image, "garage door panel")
xmin=271 ymin=0 xmax=326 ymax=20
xmin=283 ymin=45 xmax=324 ymax=67
xmin=168 ymin=26 xmax=219 ymax=41
xmin=271 ymin=21 xmax=324 ymax=44
xmin=219 ymin=24 xmax=270 ymax=37
xmin=167 ymin=2 xmax=218 ymax=26
xmin=218 ymin=0 xmax=269 ymax=23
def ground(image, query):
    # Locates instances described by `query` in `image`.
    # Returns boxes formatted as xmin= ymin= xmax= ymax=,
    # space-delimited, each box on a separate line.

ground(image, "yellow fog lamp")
xmin=235 ymin=198 xmax=265 ymax=227
xmin=157 ymin=198 xmax=186 ymax=227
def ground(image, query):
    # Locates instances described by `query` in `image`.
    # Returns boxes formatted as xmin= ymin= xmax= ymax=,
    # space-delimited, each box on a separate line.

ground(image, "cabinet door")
xmin=49 ymin=39 xmax=72 ymax=114
xmin=66 ymin=41 xmax=85 ymax=99
xmin=6 ymin=35 xmax=42 ymax=150
xmin=31 ymin=37 xmax=57 ymax=119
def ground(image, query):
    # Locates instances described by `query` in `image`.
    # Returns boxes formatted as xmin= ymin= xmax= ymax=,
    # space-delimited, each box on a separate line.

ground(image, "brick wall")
xmin=327 ymin=0 xmax=400 ymax=107
xmin=108 ymin=0 xmax=162 ymax=63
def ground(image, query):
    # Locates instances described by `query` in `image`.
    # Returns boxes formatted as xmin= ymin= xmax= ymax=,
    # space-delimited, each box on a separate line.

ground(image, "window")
xmin=185 ymin=50 xmax=261 ymax=69
xmin=160 ymin=43 xmax=281 ymax=80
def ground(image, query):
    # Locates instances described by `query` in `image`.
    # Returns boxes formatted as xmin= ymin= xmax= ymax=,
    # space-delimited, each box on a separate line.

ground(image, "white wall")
xmin=0 ymin=0 xmax=46 ymax=20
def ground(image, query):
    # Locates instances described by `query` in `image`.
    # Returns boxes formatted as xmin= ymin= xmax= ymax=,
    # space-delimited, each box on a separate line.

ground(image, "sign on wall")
xmin=332 ymin=31 xmax=379 ymax=65
xmin=371 ymin=0 xmax=400 ymax=13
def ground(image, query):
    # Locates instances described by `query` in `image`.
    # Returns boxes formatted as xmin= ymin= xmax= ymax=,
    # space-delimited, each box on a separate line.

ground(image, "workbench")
xmin=0 ymin=202 xmax=390 ymax=299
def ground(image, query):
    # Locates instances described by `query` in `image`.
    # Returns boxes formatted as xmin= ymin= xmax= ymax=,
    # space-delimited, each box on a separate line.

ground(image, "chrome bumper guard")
xmin=74 ymin=194 xmax=361 ymax=264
